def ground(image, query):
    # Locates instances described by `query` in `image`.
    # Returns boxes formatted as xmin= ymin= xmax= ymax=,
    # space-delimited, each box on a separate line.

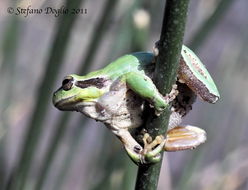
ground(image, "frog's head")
xmin=53 ymin=74 xmax=108 ymax=111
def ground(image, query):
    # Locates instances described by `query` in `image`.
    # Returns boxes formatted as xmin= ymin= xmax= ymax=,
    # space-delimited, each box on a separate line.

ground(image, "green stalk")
xmin=135 ymin=0 xmax=190 ymax=189
xmin=6 ymin=0 xmax=84 ymax=189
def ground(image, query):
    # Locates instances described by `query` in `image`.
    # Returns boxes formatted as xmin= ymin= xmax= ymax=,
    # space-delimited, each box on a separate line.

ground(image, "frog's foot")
xmin=121 ymin=131 xmax=166 ymax=164
xmin=164 ymin=125 xmax=206 ymax=151
xmin=121 ymin=133 xmax=164 ymax=164
xmin=140 ymin=133 xmax=166 ymax=164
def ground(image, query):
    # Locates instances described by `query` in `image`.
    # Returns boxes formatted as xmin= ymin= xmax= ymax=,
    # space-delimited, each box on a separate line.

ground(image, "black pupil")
xmin=62 ymin=79 xmax=71 ymax=86
xmin=62 ymin=78 xmax=73 ymax=91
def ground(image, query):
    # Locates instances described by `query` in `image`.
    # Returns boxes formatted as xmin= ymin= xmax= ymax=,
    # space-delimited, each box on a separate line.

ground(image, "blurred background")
xmin=0 ymin=0 xmax=247 ymax=189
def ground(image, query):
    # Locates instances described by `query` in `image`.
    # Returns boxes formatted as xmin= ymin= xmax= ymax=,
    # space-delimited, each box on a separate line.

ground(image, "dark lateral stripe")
xmin=75 ymin=78 xmax=107 ymax=89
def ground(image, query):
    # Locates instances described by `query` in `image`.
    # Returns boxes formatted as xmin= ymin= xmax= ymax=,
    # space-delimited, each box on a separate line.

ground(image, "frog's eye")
xmin=62 ymin=76 xmax=74 ymax=91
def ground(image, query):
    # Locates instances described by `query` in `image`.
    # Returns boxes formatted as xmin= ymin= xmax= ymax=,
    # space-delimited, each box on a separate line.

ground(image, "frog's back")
xmin=102 ymin=52 xmax=154 ymax=79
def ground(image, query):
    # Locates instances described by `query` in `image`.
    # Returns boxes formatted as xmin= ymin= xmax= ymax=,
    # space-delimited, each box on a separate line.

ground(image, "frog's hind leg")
xmin=164 ymin=125 xmax=206 ymax=151
xmin=111 ymin=128 xmax=144 ymax=162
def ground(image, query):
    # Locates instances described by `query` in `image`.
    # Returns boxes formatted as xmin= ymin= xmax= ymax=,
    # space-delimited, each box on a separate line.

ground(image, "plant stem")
xmin=135 ymin=0 xmax=190 ymax=189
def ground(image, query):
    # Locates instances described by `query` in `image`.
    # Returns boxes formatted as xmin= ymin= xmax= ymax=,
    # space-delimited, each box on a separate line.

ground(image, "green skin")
xmin=53 ymin=45 xmax=220 ymax=163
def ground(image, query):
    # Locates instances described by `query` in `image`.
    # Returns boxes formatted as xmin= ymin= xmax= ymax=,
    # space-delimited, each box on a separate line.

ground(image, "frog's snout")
xmin=52 ymin=90 xmax=59 ymax=107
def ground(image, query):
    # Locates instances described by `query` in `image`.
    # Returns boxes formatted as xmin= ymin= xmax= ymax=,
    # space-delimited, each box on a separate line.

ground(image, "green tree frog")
xmin=53 ymin=45 xmax=220 ymax=164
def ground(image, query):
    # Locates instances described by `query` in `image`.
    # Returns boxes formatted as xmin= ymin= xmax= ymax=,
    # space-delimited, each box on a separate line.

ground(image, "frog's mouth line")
xmin=54 ymin=95 xmax=96 ymax=111
xmin=54 ymin=95 xmax=77 ymax=110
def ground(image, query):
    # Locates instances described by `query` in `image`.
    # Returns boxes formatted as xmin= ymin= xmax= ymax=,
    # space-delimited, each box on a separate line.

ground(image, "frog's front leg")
xmin=122 ymin=72 xmax=178 ymax=114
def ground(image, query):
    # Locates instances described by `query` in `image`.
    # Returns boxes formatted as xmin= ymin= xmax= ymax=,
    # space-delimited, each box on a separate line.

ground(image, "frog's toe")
xmin=124 ymin=133 xmax=167 ymax=164
xmin=124 ymin=142 xmax=161 ymax=164
xmin=141 ymin=152 xmax=161 ymax=164
xmin=141 ymin=133 xmax=166 ymax=163
xmin=164 ymin=125 xmax=207 ymax=151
